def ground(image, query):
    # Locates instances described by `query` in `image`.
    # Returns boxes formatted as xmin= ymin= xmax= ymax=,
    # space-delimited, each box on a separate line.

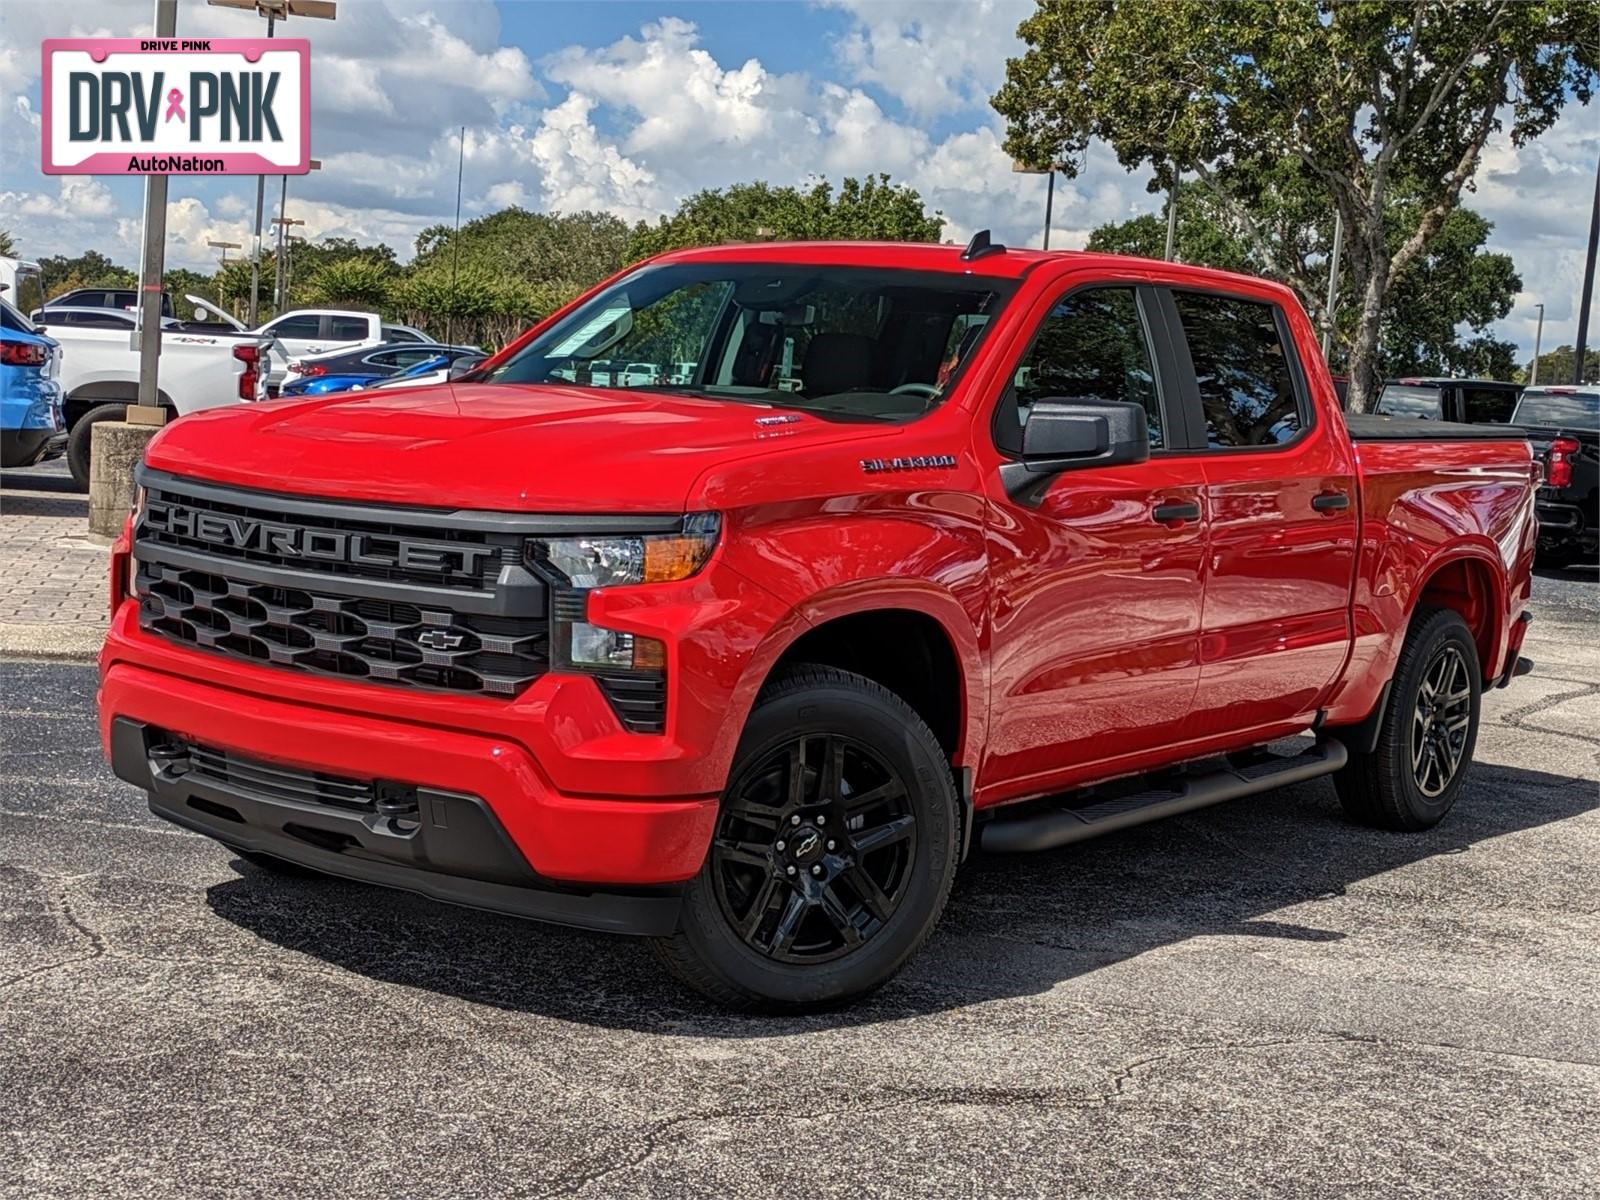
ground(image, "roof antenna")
xmin=961 ymin=229 xmax=1006 ymax=261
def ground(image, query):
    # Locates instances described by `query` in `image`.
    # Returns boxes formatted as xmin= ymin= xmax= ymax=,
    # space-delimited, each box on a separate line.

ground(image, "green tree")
xmin=628 ymin=175 xmax=944 ymax=259
xmin=414 ymin=209 xmax=631 ymax=296
xmin=0 ymin=230 xmax=15 ymax=257
xmin=1521 ymin=344 xmax=1600 ymax=385
xmin=993 ymin=1 xmax=1597 ymax=410
xmin=39 ymin=250 xmax=137 ymax=299
xmin=163 ymin=267 xmax=222 ymax=310
xmin=1088 ymin=185 xmax=1522 ymax=378
xmin=300 ymin=257 xmax=395 ymax=311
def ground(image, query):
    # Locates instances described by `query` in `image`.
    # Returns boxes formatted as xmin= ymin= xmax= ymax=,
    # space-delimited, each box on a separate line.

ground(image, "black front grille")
xmin=172 ymin=738 xmax=379 ymax=812
xmin=134 ymin=472 xmax=552 ymax=697
xmin=137 ymin=560 xmax=548 ymax=695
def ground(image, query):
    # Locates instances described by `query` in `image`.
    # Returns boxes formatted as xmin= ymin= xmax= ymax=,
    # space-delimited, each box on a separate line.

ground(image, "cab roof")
xmin=652 ymin=239 xmax=1301 ymax=302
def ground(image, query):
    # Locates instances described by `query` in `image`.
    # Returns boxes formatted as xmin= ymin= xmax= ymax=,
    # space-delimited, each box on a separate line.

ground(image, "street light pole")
xmin=246 ymin=12 xmax=276 ymax=327
xmin=272 ymin=159 xmax=319 ymax=311
xmin=210 ymin=1 xmax=336 ymax=326
xmin=1530 ymin=302 xmax=1545 ymax=386
xmin=1321 ymin=210 xmax=1345 ymax=361
xmin=136 ymin=0 xmax=179 ymax=412
xmin=1574 ymin=153 xmax=1600 ymax=385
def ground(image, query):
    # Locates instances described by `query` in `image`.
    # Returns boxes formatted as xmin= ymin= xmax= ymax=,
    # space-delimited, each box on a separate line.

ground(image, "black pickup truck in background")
xmin=1374 ymin=377 xmax=1524 ymax=424
xmin=1512 ymin=386 xmax=1600 ymax=568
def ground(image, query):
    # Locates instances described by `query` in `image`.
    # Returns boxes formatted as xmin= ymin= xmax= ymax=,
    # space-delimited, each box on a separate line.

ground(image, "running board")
xmin=979 ymin=739 xmax=1348 ymax=854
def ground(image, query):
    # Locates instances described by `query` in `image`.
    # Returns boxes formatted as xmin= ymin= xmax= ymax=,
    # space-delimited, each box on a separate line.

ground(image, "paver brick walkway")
xmin=1 ymin=459 xmax=110 ymax=657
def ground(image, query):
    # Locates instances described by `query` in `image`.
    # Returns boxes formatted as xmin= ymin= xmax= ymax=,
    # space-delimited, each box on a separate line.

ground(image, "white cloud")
xmin=0 ymin=2 xmax=1586 ymax=370
xmin=824 ymin=0 xmax=1033 ymax=118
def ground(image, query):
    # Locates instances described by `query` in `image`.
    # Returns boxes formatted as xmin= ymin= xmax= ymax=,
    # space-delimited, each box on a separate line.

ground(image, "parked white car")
xmin=30 ymin=302 xmax=272 ymax=489
xmin=255 ymin=310 xmax=434 ymax=388
xmin=618 ymin=361 xmax=662 ymax=387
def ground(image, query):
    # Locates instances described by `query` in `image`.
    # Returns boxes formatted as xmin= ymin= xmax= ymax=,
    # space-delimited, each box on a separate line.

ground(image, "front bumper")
xmin=100 ymin=647 xmax=725 ymax=932
xmin=110 ymin=716 xmax=681 ymax=935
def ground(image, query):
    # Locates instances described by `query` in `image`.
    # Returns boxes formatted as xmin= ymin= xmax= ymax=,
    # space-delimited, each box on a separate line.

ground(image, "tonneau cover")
xmin=1344 ymin=413 xmax=1530 ymax=443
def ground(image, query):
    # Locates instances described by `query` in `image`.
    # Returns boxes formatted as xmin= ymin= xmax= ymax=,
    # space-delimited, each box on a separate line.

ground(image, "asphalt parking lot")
xmin=2 ymin=569 xmax=1597 ymax=1199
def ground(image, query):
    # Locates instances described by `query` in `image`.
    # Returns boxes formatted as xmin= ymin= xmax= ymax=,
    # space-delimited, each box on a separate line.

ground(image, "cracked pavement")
xmin=2 ymin=568 xmax=1597 ymax=1198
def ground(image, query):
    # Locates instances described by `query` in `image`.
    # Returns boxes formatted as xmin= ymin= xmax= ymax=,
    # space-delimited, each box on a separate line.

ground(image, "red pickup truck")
xmin=100 ymin=237 xmax=1538 ymax=1009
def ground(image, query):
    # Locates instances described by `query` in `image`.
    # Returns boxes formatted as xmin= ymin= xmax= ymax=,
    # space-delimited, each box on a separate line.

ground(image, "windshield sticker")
xmin=548 ymin=305 xmax=631 ymax=357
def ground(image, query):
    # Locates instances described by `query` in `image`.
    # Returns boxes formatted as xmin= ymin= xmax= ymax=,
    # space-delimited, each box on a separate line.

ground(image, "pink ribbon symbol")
xmin=164 ymin=88 xmax=185 ymax=123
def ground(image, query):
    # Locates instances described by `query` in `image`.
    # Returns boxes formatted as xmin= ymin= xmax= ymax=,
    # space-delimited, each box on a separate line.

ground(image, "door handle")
xmin=1311 ymin=491 xmax=1351 ymax=512
xmin=1152 ymin=500 xmax=1201 ymax=524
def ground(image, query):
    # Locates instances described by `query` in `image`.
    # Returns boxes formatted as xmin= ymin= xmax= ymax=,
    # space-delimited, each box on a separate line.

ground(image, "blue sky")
xmin=1 ymin=0 xmax=1594 ymax=364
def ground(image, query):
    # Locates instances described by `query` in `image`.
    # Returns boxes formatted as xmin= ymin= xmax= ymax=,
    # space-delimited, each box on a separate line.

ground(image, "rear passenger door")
xmin=1165 ymin=288 xmax=1359 ymax=736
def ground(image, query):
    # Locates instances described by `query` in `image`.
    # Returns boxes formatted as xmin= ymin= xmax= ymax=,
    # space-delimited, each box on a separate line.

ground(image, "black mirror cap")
xmin=1001 ymin=397 xmax=1152 ymax=504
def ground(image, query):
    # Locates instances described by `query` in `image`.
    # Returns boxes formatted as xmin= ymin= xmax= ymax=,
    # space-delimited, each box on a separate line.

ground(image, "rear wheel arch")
xmin=1409 ymin=552 xmax=1505 ymax=681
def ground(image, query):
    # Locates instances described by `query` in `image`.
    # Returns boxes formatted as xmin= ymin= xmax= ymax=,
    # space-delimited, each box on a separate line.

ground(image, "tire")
xmin=1334 ymin=607 xmax=1481 ymax=831
xmin=234 ymin=848 xmax=325 ymax=879
xmin=654 ymin=665 xmax=959 ymax=1010
xmin=66 ymin=403 xmax=127 ymax=491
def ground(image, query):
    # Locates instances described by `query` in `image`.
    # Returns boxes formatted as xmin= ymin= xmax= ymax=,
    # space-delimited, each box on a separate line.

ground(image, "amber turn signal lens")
xmin=643 ymin=535 xmax=716 ymax=583
xmin=631 ymin=636 xmax=667 ymax=670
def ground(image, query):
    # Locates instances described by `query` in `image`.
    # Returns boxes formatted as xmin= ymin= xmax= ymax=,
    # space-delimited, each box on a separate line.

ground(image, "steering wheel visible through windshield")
xmin=480 ymin=263 xmax=1012 ymax=422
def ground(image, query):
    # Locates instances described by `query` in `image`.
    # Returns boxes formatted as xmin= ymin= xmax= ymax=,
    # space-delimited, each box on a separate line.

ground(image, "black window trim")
xmin=1158 ymin=284 xmax=1316 ymax=456
xmin=989 ymin=280 xmax=1187 ymax=460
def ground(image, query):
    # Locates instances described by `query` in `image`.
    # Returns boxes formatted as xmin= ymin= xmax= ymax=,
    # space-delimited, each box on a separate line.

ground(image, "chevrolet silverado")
xmin=100 ymin=238 xmax=1538 ymax=1008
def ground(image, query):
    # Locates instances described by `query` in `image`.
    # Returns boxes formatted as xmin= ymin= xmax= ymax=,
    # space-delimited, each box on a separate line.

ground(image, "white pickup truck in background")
xmin=254 ymin=309 xmax=435 ymax=388
xmin=31 ymin=297 xmax=275 ymax=489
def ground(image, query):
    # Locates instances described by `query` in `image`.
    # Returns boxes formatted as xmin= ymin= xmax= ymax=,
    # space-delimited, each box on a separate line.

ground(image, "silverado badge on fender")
xmin=860 ymin=454 xmax=958 ymax=474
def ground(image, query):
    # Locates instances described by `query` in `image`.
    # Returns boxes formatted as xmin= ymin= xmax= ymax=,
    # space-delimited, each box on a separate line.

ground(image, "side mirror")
xmin=1001 ymin=397 xmax=1152 ymax=503
xmin=447 ymin=358 xmax=483 ymax=380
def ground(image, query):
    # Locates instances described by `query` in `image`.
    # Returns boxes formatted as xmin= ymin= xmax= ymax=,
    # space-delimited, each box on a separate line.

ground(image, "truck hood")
xmin=144 ymin=382 xmax=880 ymax=511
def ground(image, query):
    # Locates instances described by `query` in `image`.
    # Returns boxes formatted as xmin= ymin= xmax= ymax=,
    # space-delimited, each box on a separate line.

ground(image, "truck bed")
xmin=1343 ymin=413 xmax=1530 ymax=442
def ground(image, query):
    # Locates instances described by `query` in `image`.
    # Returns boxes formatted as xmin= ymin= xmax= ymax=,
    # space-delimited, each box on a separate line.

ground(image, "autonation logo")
xmin=41 ymin=37 xmax=310 ymax=176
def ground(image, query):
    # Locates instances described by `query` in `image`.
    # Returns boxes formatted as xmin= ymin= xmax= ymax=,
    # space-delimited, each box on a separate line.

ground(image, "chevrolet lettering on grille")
xmin=145 ymin=501 xmax=498 ymax=580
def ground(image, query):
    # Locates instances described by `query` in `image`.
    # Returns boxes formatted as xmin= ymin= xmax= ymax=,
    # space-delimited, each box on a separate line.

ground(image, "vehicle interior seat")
xmin=803 ymin=332 xmax=879 ymax=397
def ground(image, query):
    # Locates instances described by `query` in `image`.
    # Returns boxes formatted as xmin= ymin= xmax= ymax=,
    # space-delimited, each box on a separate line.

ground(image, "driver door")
xmin=981 ymin=283 xmax=1207 ymax=797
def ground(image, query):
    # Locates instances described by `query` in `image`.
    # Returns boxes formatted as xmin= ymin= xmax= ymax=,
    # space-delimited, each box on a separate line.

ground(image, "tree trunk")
xmin=1344 ymin=254 xmax=1389 ymax=414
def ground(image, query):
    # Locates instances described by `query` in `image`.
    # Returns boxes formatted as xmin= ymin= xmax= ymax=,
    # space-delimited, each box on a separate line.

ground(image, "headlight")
xmin=531 ymin=513 xmax=720 ymax=588
xmin=529 ymin=514 xmax=719 ymax=675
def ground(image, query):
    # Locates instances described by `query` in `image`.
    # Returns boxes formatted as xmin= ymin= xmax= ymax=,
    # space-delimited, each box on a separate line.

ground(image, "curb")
xmin=0 ymin=624 xmax=105 ymax=663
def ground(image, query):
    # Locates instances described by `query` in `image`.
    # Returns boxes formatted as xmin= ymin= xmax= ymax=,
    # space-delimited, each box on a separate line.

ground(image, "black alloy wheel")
xmin=1410 ymin=643 xmax=1472 ymax=798
xmin=712 ymin=732 xmax=916 ymax=964
xmin=654 ymin=665 xmax=959 ymax=1009
xmin=1334 ymin=606 xmax=1481 ymax=832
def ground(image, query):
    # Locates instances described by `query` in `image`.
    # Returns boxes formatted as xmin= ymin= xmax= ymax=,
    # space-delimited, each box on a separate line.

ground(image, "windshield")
xmin=1376 ymin=383 xmax=1444 ymax=420
xmin=1513 ymin=388 xmax=1599 ymax=430
xmin=481 ymin=263 xmax=1012 ymax=421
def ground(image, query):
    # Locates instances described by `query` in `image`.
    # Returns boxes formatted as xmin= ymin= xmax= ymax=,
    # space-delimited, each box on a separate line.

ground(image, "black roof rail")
xmin=961 ymin=229 xmax=1006 ymax=261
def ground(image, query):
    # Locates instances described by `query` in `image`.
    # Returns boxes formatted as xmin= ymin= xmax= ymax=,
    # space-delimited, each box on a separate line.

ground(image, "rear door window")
xmin=1172 ymin=291 xmax=1304 ymax=447
xmin=268 ymin=314 xmax=321 ymax=339
xmin=1463 ymin=386 xmax=1517 ymax=424
xmin=1376 ymin=383 xmax=1445 ymax=421
xmin=327 ymin=315 xmax=370 ymax=341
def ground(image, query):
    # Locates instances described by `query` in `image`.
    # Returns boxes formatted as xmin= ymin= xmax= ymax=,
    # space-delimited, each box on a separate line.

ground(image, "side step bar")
xmin=979 ymin=739 xmax=1348 ymax=854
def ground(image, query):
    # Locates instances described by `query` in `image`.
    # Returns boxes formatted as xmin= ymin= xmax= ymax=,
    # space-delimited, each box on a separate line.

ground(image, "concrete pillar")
xmin=88 ymin=421 xmax=163 ymax=537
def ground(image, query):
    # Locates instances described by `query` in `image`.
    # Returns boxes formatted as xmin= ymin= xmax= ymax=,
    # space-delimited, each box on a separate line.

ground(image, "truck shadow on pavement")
xmin=203 ymin=760 xmax=1595 ymax=1034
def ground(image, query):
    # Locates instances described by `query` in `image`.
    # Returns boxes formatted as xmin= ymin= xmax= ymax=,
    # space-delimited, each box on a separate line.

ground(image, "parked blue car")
xmin=1 ymin=297 xmax=64 ymax=469
xmin=279 ymin=343 xmax=480 ymax=397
